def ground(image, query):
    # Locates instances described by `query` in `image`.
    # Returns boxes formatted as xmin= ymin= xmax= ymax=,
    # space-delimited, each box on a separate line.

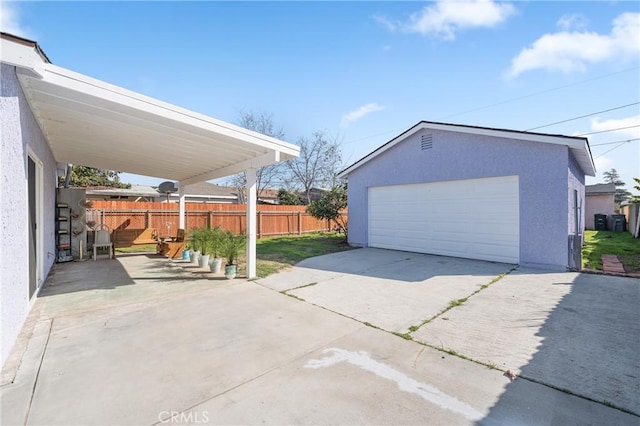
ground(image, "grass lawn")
xmin=582 ymin=231 xmax=640 ymax=273
xmin=248 ymin=232 xmax=352 ymax=278
xmin=114 ymin=233 xmax=352 ymax=278
xmin=115 ymin=244 xmax=158 ymax=253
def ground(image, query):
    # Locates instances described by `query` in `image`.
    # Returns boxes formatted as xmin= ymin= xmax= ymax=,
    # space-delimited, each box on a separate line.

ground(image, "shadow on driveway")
xmin=481 ymin=272 xmax=640 ymax=420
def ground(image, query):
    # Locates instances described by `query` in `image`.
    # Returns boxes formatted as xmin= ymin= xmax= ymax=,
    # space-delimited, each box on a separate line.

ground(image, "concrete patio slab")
xmin=4 ymin=280 xmax=364 ymax=425
xmin=2 ymin=251 xmax=638 ymax=425
xmin=259 ymin=249 xmax=513 ymax=333
xmin=180 ymin=325 xmax=636 ymax=426
xmin=412 ymin=269 xmax=640 ymax=415
xmin=37 ymin=254 xmax=225 ymax=319
xmin=256 ymin=248 xmax=414 ymax=292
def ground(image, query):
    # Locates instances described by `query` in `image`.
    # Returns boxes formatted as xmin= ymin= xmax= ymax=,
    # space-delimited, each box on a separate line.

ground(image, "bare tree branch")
xmin=286 ymin=130 xmax=343 ymax=204
xmin=226 ymin=110 xmax=287 ymax=203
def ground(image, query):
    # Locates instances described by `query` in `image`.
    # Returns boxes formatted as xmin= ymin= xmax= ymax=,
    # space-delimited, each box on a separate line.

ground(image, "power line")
xmin=436 ymin=66 xmax=640 ymax=121
xmin=591 ymin=138 xmax=640 ymax=147
xmin=341 ymin=66 xmax=640 ymax=147
xmin=594 ymin=142 xmax=632 ymax=159
xmin=577 ymin=125 xmax=640 ymax=136
xmin=525 ymin=102 xmax=640 ymax=131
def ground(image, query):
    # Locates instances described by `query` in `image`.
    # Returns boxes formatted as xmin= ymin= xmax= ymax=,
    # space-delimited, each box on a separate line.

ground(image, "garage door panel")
xmin=368 ymin=176 xmax=519 ymax=264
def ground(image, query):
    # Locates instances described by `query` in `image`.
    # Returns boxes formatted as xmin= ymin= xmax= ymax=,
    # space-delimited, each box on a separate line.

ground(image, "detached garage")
xmin=339 ymin=121 xmax=596 ymax=271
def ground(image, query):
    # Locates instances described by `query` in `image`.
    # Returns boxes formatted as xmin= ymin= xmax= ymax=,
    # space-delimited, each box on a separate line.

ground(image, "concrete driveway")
xmin=1 ymin=250 xmax=638 ymax=425
xmin=257 ymin=248 xmax=639 ymax=417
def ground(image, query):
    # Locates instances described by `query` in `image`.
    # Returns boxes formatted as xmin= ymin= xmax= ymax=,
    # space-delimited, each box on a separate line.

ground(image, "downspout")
xmin=63 ymin=163 xmax=72 ymax=188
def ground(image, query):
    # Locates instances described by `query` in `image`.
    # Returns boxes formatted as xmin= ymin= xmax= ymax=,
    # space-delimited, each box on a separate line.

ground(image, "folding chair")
xmin=93 ymin=224 xmax=113 ymax=261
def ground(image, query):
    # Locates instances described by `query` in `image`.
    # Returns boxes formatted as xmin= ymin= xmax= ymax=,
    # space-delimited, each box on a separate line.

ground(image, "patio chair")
xmin=93 ymin=224 xmax=113 ymax=261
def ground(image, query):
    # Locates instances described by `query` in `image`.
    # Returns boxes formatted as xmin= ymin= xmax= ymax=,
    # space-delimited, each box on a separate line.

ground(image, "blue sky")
xmin=3 ymin=1 xmax=639 ymax=193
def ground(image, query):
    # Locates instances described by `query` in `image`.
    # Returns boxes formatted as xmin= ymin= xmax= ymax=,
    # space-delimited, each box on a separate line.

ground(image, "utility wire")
xmin=436 ymin=66 xmax=640 ymax=121
xmin=594 ymin=141 xmax=632 ymax=159
xmin=591 ymin=138 xmax=640 ymax=147
xmin=577 ymin=125 xmax=640 ymax=136
xmin=525 ymin=102 xmax=640 ymax=131
xmin=342 ymin=66 xmax=640 ymax=146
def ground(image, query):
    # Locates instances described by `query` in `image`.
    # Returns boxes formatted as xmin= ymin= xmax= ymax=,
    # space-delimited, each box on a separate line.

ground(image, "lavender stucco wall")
xmin=1 ymin=63 xmax=56 ymax=367
xmin=567 ymin=152 xmax=585 ymax=234
xmin=347 ymin=128 xmax=573 ymax=270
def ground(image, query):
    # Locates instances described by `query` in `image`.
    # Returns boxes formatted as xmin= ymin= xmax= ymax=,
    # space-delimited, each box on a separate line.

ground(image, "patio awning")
xmin=15 ymin=63 xmax=299 ymax=185
xmin=2 ymin=32 xmax=300 ymax=279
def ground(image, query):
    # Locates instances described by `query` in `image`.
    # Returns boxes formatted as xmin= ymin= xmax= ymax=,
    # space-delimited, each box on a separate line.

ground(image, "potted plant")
xmin=198 ymin=228 xmax=212 ymax=268
xmin=207 ymin=226 xmax=224 ymax=273
xmin=222 ymin=230 xmax=245 ymax=279
xmin=188 ymin=228 xmax=204 ymax=264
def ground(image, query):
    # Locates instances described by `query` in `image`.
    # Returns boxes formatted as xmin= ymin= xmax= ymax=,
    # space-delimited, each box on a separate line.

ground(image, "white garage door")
xmin=368 ymin=175 xmax=519 ymax=263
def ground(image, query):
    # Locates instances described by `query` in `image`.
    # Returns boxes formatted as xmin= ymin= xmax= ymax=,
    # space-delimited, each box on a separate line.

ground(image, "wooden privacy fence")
xmin=87 ymin=201 xmax=347 ymax=239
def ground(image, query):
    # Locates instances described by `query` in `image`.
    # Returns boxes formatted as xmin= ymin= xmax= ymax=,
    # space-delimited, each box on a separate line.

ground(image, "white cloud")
xmin=341 ymin=103 xmax=386 ymax=126
xmin=591 ymin=115 xmax=640 ymax=139
xmin=556 ymin=13 xmax=589 ymax=32
xmin=507 ymin=12 xmax=640 ymax=78
xmin=376 ymin=0 xmax=516 ymax=40
xmin=0 ymin=3 xmax=32 ymax=38
xmin=374 ymin=14 xmax=398 ymax=32
xmin=593 ymin=155 xmax=614 ymax=175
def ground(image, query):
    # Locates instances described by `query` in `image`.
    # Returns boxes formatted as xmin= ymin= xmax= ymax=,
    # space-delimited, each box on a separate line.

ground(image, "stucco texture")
xmin=585 ymin=194 xmax=616 ymax=230
xmin=567 ymin=153 xmax=586 ymax=234
xmin=346 ymin=128 xmax=578 ymax=270
xmin=1 ymin=63 xmax=56 ymax=367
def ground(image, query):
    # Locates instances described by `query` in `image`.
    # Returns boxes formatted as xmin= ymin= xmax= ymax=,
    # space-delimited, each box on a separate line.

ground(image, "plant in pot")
xmin=222 ymin=230 xmax=245 ymax=279
xmin=198 ymin=227 xmax=214 ymax=268
xmin=207 ymin=226 xmax=224 ymax=273
xmin=188 ymin=228 xmax=204 ymax=264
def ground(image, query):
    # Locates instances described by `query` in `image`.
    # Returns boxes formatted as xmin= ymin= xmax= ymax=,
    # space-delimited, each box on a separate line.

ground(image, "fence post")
xmin=207 ymin=211 xmax=212 ymax=228
xmin=257 ymin=211 xmax=262 ymax=239
xmin=298 ymin=211 xmax=302 ymax=235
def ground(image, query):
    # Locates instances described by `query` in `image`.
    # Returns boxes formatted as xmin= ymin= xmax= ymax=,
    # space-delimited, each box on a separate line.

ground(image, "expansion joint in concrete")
xmin=24 ymin=319 xmax=53 ymax=426
xmin=408 ymin=266 xmax=519 ymax=335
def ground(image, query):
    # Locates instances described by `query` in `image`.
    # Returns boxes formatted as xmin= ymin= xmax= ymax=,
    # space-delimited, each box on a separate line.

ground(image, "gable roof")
xmin=338 ymin=121 xmax=596 ymax=178
xmin=586 ymin=183 xmax=616 ymax=195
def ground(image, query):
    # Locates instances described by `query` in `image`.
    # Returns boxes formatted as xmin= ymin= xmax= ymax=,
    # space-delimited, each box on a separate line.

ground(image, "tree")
xmin=306 ymin=183 xmax=348 ymax=240
xmin=286 ymin=130 xmax=343 ymax=204
xmin=603 ymin=168 xmax=631 ymax=204
xmin=633 ymin=177 xmax=640 ymax=201
xmin=318 ymin=132 xmax=344 ymax=190
xmin=227 ymin=110 xmax=287 ymax=203
xmin=277 ymin=189 xmax=302 ymax=205
xmin=62 ymin=165 xmax=131 ymax=188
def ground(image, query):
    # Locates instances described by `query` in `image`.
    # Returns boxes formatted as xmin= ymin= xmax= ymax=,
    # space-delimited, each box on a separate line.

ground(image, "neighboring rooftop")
xmin=586 ymin=183 xmax=616 ymax=195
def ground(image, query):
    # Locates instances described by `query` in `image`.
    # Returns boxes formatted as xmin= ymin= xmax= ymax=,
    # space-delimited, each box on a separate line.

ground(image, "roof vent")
xmin=421 ymin=134 xmax=433 ymax=150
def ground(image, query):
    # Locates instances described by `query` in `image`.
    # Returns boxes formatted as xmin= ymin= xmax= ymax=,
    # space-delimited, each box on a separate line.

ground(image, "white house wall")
xmin=1 ymin=63 xmax=56 ymax=367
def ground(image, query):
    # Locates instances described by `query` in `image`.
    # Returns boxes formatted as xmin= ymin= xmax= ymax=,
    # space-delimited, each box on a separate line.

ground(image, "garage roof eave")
xmin=10 ymin=46 xmax=299 ymax=185
xmin=338 ymin=121 xmax=596 ymax=178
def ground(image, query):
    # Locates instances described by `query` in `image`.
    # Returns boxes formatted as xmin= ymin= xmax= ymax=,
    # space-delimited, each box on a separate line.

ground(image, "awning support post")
xmin=178 ymin=185 xmax=186 ymax=229
xmin=246 ymin=167 xmax=257 ymax=279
